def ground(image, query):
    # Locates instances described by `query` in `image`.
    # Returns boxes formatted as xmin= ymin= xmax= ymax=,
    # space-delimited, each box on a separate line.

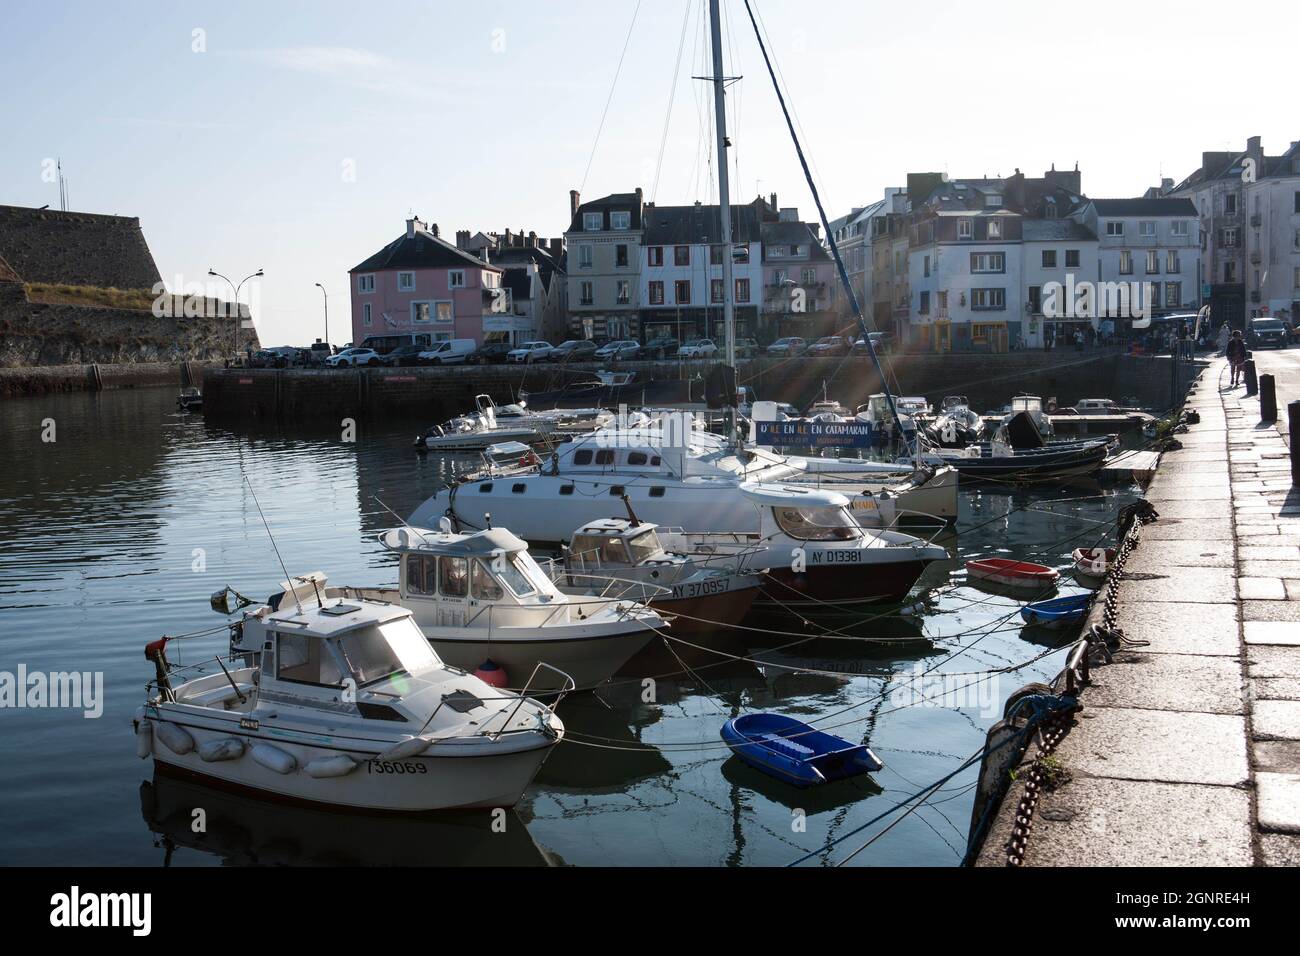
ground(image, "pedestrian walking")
xmin=1217 ymin=323 xmax=1230 ymax=355
xmin=1226 ymin=330 xmax=1247 ymax=387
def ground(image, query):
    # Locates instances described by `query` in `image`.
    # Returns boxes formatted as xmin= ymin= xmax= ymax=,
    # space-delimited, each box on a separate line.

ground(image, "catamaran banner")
xmin=755 ymin=421 xmax=875 ymax=447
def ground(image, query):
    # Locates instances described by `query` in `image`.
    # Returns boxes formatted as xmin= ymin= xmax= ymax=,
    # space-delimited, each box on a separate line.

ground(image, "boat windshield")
xmin=569 ymin=534 xmax=630 ymax=567
xmin=496 ymin=554 xmax=540 ymax=597
xmin=626 ymin=530 xmax=664 ymax=563
xmin=337 ymin=620 xmax=439 ymax=687
xmin=771 ymin=505 xmax=861 ymax=541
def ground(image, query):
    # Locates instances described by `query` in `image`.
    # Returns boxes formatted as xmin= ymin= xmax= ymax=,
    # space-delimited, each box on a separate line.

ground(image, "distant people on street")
xmin=1226 ymin=330 xmax=1247 ymax=387
xmin=1217 ymin=323 xmax=1231 ymax=355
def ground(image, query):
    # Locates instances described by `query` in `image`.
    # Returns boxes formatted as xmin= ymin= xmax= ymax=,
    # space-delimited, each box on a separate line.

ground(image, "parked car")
xmin=418 ymin=339 xmax=476 ymax=366
xmin=1247 ymin=317 xmax=1290 ymax=350
xmin=807 ymin=335 xmax=852 ymax=357
xmin=383 ymin=344 xmax=427 ymax=367
xmin=638 ymin=337 xmax=680 ymax=360
xmin=595 ymin=339 xmax=641 ymax=361
xmin=678 ymin=338 xmax=719 ymax=359
xmin=469 ymin=341 xmax=514 ymax=365
xmin=549 ymin=339 xmax=599 ymax=363
xmin=766 ymin=336 xmax=807 ymax=357
xmin=734 ymin=337 xmax=760 ymax=359
xmin=325 ymin=347 xmax=382 ymax=367
xmin=852 ymin=332 xmax=894 ymax=355
xmin=305 ymin=341 xmax=334 ymax=366
xmin=506 ymin=341 xmax=554 ymax=364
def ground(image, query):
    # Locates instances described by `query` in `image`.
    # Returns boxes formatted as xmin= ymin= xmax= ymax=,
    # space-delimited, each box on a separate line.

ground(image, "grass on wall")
xmin=23 ymin=282 xmax=157 ymax=311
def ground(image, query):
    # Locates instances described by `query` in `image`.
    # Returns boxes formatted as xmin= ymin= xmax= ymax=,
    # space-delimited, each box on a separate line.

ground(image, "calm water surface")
xmin=0 ymin=387 xmax=1140 ymax=866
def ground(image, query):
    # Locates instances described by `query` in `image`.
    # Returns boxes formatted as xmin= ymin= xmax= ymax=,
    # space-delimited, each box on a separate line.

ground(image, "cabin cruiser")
xmin=521 ymin=370 xmax=644 ymax=409
xmin=912 ymin=434 xmax=1116 ymax=481
xmin=135 ymin=595 xmax=563 ymax=811
xmin=342 ymin=525 xmax=663 ymax=691
xmin=559 ymin=516 xmax=763 ymax=633
xmin=853 ymin=393 xmax=921 ymax=447
xmin=409 ymin=423 xmax=958 ymax=541
xmin=415 ymin=394 xmax=556 ymax=452
xmin=657 ymin=484 xmax=948 ymax=612
xmin=925 ymin=395 xmax=985 ymax=448
xmin=177 ymin=387 xmax=202 ymax=412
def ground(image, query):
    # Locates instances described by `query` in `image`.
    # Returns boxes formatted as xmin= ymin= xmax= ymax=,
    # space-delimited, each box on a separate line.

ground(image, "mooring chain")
xmin=1005 ymin=710 xmax=1072 ymax=867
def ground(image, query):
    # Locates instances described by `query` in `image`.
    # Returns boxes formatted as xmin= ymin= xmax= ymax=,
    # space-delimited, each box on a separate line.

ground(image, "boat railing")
xmin=411 ymin=662 xmax=575 ymax=745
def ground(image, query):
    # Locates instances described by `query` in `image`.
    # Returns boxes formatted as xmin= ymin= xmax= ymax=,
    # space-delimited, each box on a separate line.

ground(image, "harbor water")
xmin=0 ymin=386 xmax=1144 ymax=866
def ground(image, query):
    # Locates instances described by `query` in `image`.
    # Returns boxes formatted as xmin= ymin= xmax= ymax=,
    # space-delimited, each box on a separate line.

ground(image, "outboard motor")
xmin=1004 ymin=410 xmax=1046 ymax=450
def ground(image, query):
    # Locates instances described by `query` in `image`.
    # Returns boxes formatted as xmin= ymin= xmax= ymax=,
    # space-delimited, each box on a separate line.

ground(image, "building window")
xmin=435 ymin=302 xmax=452 ymax=323
xmin=710 ymin=245 xmax=723 ymax=266
xmin=1294 ymin=266 xmax=1300 ymax=289
xmin=1041 ymin=250 xmax=1057 ymax=268
xmin=710 ymin=278 xmax=724 ymax=303
xmin=579 ymin=281 xmax=594 ymax=306
xmin=1294 ymin=228 xmax=1300 ymax=252
xmin=937 ymin=290 xmax=948 ymax=312
xmin=1166 ymin=251 xmax=1180 ymax=273
xmin=1223 ymin=228 xmax=1238 ymax=247
xmin=1165 ymin=282 xmax=1181 ymax=308
xmin=610 ymin=210 xmax=631 ymax=230
xmin=397 ymin=272 xmax=415 ymax=291
xmin=987 ymin=219 xmax=1002 ymax=239
xmin=985 ymin=194 xmax=1002 ymax=208
xmin=647 ymin=246 xmax=664 ymax=267
xmin=1028 ymin=286 xmax=1041 ymax=314
xmin=583 ymin=212 xmax=602 ymax=231
xmin=616 ymin=280 xmax=630 ymax=305
xmin=971 ymin=288 xmax=1006 ymax=311
xmin=411 ymin=301 xmax=431 ymax=323
xmin=971 ymin=252 xmax=1005 ymax=274
xmin=958 ymin=219 xmax=972 ymax=239
xmin=674 ymin=280 xmax=691 ymax=304
xmin=1139 ymin=221 xmax=1155 ymax=237
xmin=615 ymin=244 xmax=628 ymax=267
xmin=1294 ymin=191 xmax=1300 ymax=214
xmin=363 ymin=303 xmax=372 ymax=326
xmin=674 ymin=246 xmax=690 ymax=266
xmin=448 ymin=270 xmax=465 ymax=289
xmin=918 ymin=290 xmax=930 ymax=314
xmin=648 ymin=281 xmax=664 ymax=305
xmin=1065 ymin=250 xmax=1080 ymax=268
xmin=801 ymin=267 xmax=816 ymax=286
xmin=1149 ymin=282 xmax=1162 ymax=309
xmin=735 ymin=278 xmax=750 ymax=303
xmin=1171 ymin=220 xmax=1189 ymax=237
xmin=1146 ymin=250 xmax=1159 ymax=274
xmin=923 ymin=255 xmax=931 ymax=277
xmin=1106 ymin=221 xmax=1123 ymax=237
xmin=1119 ymin=250 xmax=1133 ymax=275
xmin=1225 ymin=261 xmax=1237 ymax=283
xmin=578 ymin=245 xmax=592 ymax=269
xmin=1224 ymin=193 xmax=1237 ymax=216
xmin=357 ymin=274 xmax=375 ymax=293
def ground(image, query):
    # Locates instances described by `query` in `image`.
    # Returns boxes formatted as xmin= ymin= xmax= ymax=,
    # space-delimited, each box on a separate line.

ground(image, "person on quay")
xmin=1226 ymin=329 xmax=1247 ymax=388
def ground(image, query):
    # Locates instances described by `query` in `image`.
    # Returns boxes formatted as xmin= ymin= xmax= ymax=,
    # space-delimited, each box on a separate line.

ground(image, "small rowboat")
xmin=965 ymin=558 xmax=1059 ymax=590
xmin=1020 ymin=593 xmax=1093 ymax=628
xmin=720 ymin=712 xmax=883 ymax=788
xmin=1072 ymin=547 xmax=1116 ymax=583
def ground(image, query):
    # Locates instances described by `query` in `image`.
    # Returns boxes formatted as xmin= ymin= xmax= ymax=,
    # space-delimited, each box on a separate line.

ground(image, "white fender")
xmin=250 ymin=742 xmax=297 ymax=774
xmin=304 ymin=754 xmax=358 ymax=778
xmin=154 ymin=721 xmax=195 ymax=755
xmin=135 ymin=720 xmax=153 ymax=759
xmin=377 ymin=736 xmax=432 ymax=762
xmin=198 ymin=737 xmax=245 ymax=762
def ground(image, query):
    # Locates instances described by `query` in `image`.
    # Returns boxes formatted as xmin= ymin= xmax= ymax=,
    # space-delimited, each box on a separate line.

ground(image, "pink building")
xmin=349 ymin=217 xmax=505 ymax=347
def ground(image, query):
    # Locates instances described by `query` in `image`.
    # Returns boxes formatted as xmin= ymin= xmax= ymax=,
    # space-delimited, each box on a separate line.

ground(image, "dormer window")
xmin=583 ymin=212 xmax=603 ymax=231
xmin=987 ymin=219 xmax=1002 ymax=239
xmin=611 ymin=211 xmax=631 ymax=230
xmin=958 ymin=219 xmax=973 ymax=239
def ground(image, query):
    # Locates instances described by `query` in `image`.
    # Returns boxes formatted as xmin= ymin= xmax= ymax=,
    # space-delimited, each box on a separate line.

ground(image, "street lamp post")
xmin=208 ymin=268 xmax=264 ymax=363
xmin=314 ymin=283 xmax=329 ymax=348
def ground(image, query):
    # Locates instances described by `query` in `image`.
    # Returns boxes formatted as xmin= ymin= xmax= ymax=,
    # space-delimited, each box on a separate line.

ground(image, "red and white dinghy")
xmin=1071 ymin=547 xmax=1116 ymax=580
xmin=964 ymin=558 xmax=1060 ymax=590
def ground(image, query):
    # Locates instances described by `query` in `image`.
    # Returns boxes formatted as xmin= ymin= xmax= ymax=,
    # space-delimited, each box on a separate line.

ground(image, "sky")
xmin=1 ymin=0 xmax=1295 ymax=345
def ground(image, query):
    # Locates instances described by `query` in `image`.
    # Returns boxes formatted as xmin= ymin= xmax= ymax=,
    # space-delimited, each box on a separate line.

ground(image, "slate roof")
xmin=641 ymin=202 xmax=765 ymax=245
xmin=566 ymin=192 xmax=643 ymax=233
xmin=488 ymin=245 xmax=563 ymax=292
xmin=500 ymin=267 xmax=533 ymax=301
xmin=761 ymin=220 xmax=830 ymax=259
xmin=1022 ymin=219 xmax=1097 ymax=241
xmin=1090 ymin=198 xmax=1198 ymax=217
xmin=350 ymin=228 xmax=501 ymax=273
xmin=0 ymin=205 xmax=162 ymax=288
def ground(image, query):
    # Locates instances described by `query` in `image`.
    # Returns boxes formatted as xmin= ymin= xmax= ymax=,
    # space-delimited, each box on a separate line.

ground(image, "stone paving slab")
xmin=1253 ymin=740 xmax=1300 ymax=772
xmin=1082 ymin=651 xmax=1243 ymax=715
xmin=1141 ymin=498 xmax=1232 ymax=520
xmin=1115 ymin=565 xmax=1236 ymax=605
xmin=1259 ymin=833 xmax=1300 ymax=865
xmin=1253 ymin=700 xmax=1300 ymax=740
xmin=1246 ymin=645 xmax=1300 ymax=677
xmin=1065 ymin=707 xmax=1248 ymax=787
xmin=1139 ymin=518 xmax=1233 ymax=540
xmin=1244 ymin=621 xmax=1300 ymax=646
xmin=1241 ymin=599 xmax=1300 ymax=621
xmin=1126 ymin=539 xmax=1234 ymax=570
xmin=1255 ymin=773 xmax=1300 ymax=833
xmin=1111 ymin=602 xmax=1239 ymax=656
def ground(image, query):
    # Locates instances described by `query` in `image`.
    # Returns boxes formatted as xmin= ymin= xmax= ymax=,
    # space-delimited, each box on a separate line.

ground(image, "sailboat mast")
xmin=708 ymin=0 xmax=736 ymax=370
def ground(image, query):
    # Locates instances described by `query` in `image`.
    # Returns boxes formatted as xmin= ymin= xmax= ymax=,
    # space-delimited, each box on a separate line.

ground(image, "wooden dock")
xmin=1099 ymin=449 xmax=1160 ymax=483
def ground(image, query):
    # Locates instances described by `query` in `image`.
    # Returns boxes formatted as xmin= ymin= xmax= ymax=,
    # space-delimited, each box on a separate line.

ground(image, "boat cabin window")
xmin=406 ymin=554 xmax=439 ymax=595
xmin=649 ymin=486 xmax=665 ymax=497
xmin=595 ymin=449 xmax=614 ymax=465
xmin=275 ymin=632 xmax=344 ymax=687
xmin=471 ymin=559 xmax=504 ymax=600
xmin=479 ymin=483 xmax=492 ymax=493
xmin=627 ymin=451 xmax=648 ymax=465
xmin=439 ymin=556 xmax=469 ymax=597
xmin=560 ymin=484 xmax=575 ymax=495
xmin=626 ymin=530 xmax=663 ymax=562
xmin=772 ymin=505 xmax=861 ymax=541
xmin=609 ymin=485 xmax=624 ymax=496
xmin=573 ymin=450 xmax=593 ymax=465
xmin=570 ymin=534 xmax=631 ymax=566
xmin=497 ymin=554 xmax=539 ymax=596
xmin=337 ymin=620 xmax=438 ymax=687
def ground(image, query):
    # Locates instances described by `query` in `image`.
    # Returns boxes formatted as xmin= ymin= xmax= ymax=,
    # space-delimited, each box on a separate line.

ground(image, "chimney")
xmin=549 ymin=237 xmax=563 ymax=258
xmin=528 ymin=230 xmax=537 ymax=247
xmin=569 ymin=189 xmax=581 ymax=219
xmin=504 ymin=228 xmax=513 ymax=247
xmin=406 ymin=217 xmax=421 ymax=238
xmin=455 ymin=229 xmax=470 ymax=249
xmin=1247 ymin=135 xmax=1262 ymax=156
xmin=769 ymin=192 xmax=777 ymax=210
xmin=635 ymin=186 xmax=644 ymax=211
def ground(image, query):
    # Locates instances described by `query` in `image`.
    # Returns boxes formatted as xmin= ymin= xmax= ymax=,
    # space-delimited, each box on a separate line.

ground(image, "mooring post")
xmin=1260 ymin=373 xmax=1277 ymax=422
xmin=1244 ymin=359 xmax=1258 ymax=396
xmin=1290 ymin=401 xmax=1300 ymax=487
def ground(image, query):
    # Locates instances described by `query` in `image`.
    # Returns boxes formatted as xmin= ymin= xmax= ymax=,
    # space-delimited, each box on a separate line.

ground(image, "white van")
xmin=417 ymin=339 xmax=477 ymax=365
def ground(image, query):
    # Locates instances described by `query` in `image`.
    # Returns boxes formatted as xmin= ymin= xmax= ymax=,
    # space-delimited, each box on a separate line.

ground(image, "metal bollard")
xmin=1291 ymin=401 xmax=1300 ymax=487
xmin=1244 ymin=359 xmax=1258 ymax=396
xmin=1260 ymin=374 xmax=1277 ymax=422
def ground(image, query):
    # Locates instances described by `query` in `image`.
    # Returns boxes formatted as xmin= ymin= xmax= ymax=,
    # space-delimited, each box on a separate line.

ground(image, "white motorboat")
xmin=415 ymin=394 xmax=556 ymax=452
xmin=368 ymin=525 xmax=663 ymax=690
xmin=925 ymin=395 xmax=986 ymax=448
xmin=136 ymin=595 xmax=564 ymax=812
xmin=559 ymin=516 xmax=763 ymax=634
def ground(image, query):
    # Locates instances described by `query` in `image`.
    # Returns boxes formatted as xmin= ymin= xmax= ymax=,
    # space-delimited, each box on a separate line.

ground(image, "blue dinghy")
xmin=720 ymin=713 xmax=883 ymax=787
xmin=1020 ymin=593 xmax=1092 ymax=628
